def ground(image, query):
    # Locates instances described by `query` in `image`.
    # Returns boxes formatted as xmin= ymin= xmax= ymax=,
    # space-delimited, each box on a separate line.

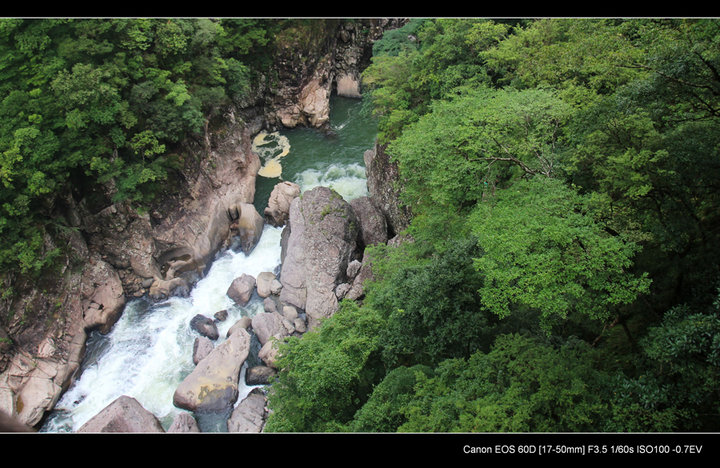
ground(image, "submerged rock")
xmin=77 ymin=395 xmax=164 ymax=433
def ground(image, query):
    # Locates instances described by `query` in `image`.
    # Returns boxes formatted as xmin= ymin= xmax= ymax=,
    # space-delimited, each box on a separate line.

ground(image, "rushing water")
xmin=40 ymin=95 xmax=377 ymax=432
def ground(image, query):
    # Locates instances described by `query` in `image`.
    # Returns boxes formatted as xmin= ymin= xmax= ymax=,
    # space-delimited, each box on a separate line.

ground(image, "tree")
xmin=470 ymin=177 xmax=651 ymax=329
xmin=387 ymin=85 xmax=573 ymax=222
xmin=398 ymin=334 xmax=613 ymax=432
xmin=264 ymin=301 xmax=386 ymax=432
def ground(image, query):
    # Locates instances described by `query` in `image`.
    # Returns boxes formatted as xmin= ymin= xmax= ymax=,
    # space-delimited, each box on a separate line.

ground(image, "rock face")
xmin=0 ymin=252 xmax=128 ymax=428
xmin=364 ymin=144 xmax=411 ymax=237
xmin=267 ymin=19 xmax=406 ymax=130
xmin=278 ymin=187 xmax=361 ymax=329
xmin=173 ymin=328 xmax=251 ymax=414
xmin=264 ymin=181 xmax=301 ymax=227
xmin=77 ymin=395 xmax=164 ymax=433
xmin=350 ymin=196 xmax=388 ymax=248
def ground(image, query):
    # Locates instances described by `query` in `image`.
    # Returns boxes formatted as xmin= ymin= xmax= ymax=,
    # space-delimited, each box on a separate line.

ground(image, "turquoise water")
xmin=254 ymin=94 xmax=377 ymax=212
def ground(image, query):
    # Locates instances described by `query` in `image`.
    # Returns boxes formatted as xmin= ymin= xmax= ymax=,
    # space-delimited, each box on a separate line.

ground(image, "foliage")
xmin=608 ymin=297 xmax=720 ymax=431
xmin=386 ymin=85 xmax=573 ymax=218
xmin=362 ymin=18 xmax=508 ymax=142
xmin=264 ymin=301 xmax=386 ymax=432
xmin=398 ymin=334 xmax=613 ymax=432
xmin=349 ymin=364 xmax=434 ymax=432
xmin=0 ymin=18 xmax=276 ymax=276
xmin=365 ymin=237 xmax=537 ymax=368
xmin=470 ymin=177 xmax=651 ymax=328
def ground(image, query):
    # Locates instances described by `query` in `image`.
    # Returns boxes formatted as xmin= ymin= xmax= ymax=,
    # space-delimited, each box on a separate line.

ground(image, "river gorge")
xmin=38 ymin=96 xmax=378 ymax=432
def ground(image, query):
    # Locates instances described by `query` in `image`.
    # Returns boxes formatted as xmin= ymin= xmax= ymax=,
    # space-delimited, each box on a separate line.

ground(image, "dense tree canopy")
xmin=0 ymin=18 xmax=276 ymax=276
xmin=266 ymin=18 xmax=720 ymax=433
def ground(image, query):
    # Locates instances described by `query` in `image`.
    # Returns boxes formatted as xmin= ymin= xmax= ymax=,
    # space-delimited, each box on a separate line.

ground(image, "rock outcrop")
xmin=77 ymin=395 xmax=165 ymax=433
xmin=278 ymin=186 xmax=361 ymax=329
xmin=364 ymin=143 xmax=411 ymax=237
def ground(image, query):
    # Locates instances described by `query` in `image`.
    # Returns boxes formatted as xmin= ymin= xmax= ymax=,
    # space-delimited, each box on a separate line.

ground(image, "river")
xmin=40 ymin=95 xmax=377 ymax=432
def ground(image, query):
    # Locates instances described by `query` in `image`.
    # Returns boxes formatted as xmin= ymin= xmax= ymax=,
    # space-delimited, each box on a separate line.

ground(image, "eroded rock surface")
xmin=278 ymin=187 xmax=360 ymax=329
xmin=77 ymin=395 xmax=164 ymax=433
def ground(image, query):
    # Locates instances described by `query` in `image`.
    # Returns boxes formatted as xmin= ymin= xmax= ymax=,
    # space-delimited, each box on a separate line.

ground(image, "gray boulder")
xmin=173 ymin=328 xmax=251 ymax=413
xmin=278 ymin=187 xmax=360 ymax=329
xmin=193 ymin=336 xmax=214 ymax=364
xmin=349 ymin=196 xmax=388 ymax=247
xmin=227 ymin=388 xmax=266 ymax=433
xmin=227 ymin=274 xmax=256 ymax=306
xmin=264 ymin=181 xmax=301 ymax=227
xmin=190 ymin=314 xmax=219 ymax=340
xmin=167 ymin=412 xmax=200 ymax=432
xmin=256 ymin=272 xmax=276 ymax=298
xmin=246 ymin=365 xmax=277 ymax=385
xmin=251 ymin=311 xmax=293 ymax=346
xmin=232 ymin=202 xmax=265 ymax=255
xmin=77 ymin=395 xmax=164 ymax=433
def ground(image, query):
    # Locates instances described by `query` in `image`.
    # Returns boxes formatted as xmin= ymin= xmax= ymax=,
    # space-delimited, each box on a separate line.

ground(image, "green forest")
xmin=263 ymin=19 xmax=720 ymax=432
xmin=0 ymin=18 xmax=282 ymax=277
xmin=2 ymin=18 xmax=720 ymax=433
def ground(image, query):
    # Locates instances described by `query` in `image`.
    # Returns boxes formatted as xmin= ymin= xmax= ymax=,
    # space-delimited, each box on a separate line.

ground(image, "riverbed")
xmin=40 ymin=95 xmax=377 ymax=432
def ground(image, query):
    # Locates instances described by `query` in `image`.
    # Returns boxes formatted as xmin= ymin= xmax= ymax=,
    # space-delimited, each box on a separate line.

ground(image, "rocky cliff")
xmin=0 ymin=18 xmax=406 ymax=430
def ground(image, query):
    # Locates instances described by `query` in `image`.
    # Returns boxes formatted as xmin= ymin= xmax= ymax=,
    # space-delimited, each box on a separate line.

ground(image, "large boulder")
xmin=264 ymin=181 xmax=301 ymax=227
xmin=231 ymin=202 xmax=264 ymax=254
xmin=255 ymin=272 xmax=277 ymax=298
xmin=227 ymin=274 xmax=256 ymax=307
xmin=226 ymin=388 xmax=266 ymax=433
xmin=246 ymin=365 xmax=277 ymax=385
xmin=278 ymin=187 xmax=360 ymax=329
xmin=173 ymin=328 xmax=251 ymax=413
xmin=77 ymin=395 xmax=164 ymax=433
xmin=251 ymin=312 xmax=293 ymax=346
xmin=190 ymin=315 xmax=219 ymax=341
